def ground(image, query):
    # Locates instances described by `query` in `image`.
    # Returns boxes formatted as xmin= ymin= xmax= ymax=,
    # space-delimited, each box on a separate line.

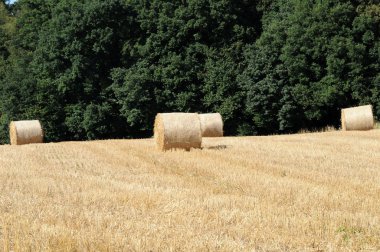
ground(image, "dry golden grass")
xmin=1 ymin=130 xmax=380 ymax=251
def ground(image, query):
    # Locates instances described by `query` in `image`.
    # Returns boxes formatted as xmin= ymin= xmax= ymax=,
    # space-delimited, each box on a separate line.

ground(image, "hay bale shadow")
xmin=203 ymin=145 xmax=228 ymax=150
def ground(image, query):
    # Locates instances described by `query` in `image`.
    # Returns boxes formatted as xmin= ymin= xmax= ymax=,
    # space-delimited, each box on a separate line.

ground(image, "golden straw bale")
xmin=154 ymin=113 xmax=202 ymax=151
xmin=199 ymin=113 xmax=223 ymax=137
xmin=341 ymin=105 xmax=374 ymax=131
xmin=9 ymin=120 xmax=44 ymax=145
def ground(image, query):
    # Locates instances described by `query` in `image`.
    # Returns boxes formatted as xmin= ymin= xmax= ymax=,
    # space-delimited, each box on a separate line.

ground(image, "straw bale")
xmin=341 ymin=105 xmax=374 ymax=131
xmin=154 ymin=113 xmax=202 ymax=151
xmin=199 ymin=113 xmax=223 ymax=137
xmin=9 ymin=120 xmax=44 ymax=145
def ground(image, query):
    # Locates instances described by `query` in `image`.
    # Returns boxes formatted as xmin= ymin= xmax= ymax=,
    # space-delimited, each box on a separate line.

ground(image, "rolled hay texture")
xmin=341 ymin=105 xmax=374 ymax=131
xmin=154 ymin=113 xmax=202 ymax=151
xmin=199 ymin=113 xmax=224 ymax=137
xmin=9 ymin=120 xmax=44 ymax=145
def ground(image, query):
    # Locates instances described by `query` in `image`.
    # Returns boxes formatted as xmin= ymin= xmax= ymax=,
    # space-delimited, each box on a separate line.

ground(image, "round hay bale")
xmin=341 ymin=105 xmax=374 ymax=131
xmin=199 ymin=113 xmax=224 ymax=137
xmin=154 ymin=113 xmax=202 ymax=151
xmin=9 ymin=120 xmax=44 ymax=145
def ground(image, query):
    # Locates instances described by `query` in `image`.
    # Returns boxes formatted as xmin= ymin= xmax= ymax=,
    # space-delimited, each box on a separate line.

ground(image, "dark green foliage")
xmin=111 ymin=0 xmax=260 ymax=136
xmin=1 ymin=0 xmax=135 ymax=142
xmin=0 ymin=0 xmax=379 ymax=143
xmin=0 ymin=1 xmax=15 ymax=142
xmin=240 ymin=0 xmax=380 ymax=134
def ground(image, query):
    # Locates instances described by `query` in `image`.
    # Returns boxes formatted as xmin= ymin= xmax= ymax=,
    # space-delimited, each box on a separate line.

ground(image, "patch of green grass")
xmin=336 ymin=225 xmax=363 ymax=243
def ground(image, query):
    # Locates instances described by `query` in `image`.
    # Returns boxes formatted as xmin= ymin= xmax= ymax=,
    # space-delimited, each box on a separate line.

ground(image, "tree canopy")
xmin=0 ymin=0 xmax=379 ymax=143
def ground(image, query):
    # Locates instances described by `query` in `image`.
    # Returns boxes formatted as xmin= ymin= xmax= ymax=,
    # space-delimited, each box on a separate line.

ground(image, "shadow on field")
xmin=203 ymin=145 xmax=228 ymax=150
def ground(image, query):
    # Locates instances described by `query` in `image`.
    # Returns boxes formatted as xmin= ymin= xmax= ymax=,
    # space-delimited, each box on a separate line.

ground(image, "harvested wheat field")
xmin=0 ymin=130 xmax=380 ymax=251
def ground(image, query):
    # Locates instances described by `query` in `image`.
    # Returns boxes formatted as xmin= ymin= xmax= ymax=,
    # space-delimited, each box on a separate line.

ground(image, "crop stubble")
xmin=0 ymin=130 xmax=380 ymax=251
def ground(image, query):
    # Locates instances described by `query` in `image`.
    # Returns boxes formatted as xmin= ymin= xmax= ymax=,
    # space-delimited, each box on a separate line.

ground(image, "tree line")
xmin=0 ymin=0 xmax=379 ymax=143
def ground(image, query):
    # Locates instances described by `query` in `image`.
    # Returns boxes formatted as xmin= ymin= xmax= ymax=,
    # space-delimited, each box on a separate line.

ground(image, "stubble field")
xmin=0 ymin=130 xmax=379 ymax=251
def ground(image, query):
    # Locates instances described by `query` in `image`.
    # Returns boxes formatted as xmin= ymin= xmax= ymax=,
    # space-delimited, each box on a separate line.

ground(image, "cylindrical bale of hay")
xmin=9 ymin=120 xmax=44 ymax=145
xmin=341 ymin=105 xmax=374 ymax=131
xmin=154 ymin=113 xmax=202 ymax=151
xmin=199 ymin=113 xmax=224 ymax=137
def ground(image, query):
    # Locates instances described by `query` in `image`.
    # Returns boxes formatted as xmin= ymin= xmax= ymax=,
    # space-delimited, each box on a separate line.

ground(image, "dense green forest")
xmin=0 ymin=0 xmax=379 ymax=143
